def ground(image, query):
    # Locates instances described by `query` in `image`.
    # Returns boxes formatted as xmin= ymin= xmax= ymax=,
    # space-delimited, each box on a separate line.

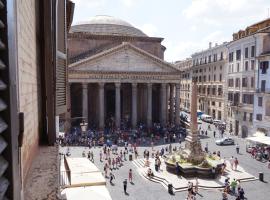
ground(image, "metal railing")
xmin=256 ymin=88 xmax=270 ymax=93
xmin=59 ymin=155 xmax=71 ymax=188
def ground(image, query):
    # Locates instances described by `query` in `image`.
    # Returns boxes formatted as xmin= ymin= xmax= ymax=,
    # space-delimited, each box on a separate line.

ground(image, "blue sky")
xmin=72 ymin=0 xmax=270 ymax=62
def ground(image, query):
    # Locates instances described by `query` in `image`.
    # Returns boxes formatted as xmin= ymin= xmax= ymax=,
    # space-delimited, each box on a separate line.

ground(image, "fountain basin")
xmin=164 ymin=155 xmax=223 ymax=179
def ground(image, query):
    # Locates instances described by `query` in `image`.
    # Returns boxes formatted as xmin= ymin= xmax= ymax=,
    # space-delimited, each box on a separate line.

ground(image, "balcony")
xmin=256 ymin=88 xmax=270 ymax=93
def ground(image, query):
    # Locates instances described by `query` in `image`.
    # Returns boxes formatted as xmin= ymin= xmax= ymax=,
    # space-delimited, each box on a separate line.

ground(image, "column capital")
xmin=98 ymin=82 xmax=105 ymax=88
xmin=132 ymin=82 xmax=138 ymax=88
xmin=82 ymin=83 xmax=88 ymax=89
xmin=115 ymin=82 xmax=121 ymax=88
xmin=161 ymin=83 xmax=167 ymax=89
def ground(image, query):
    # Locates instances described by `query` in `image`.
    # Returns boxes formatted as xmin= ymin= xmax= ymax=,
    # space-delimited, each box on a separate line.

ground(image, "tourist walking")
xmin=128 ymin=169 xmax=133 ymax=182
xmin=109 ymin=171 xmax=115 ymax=184
xmin=100 ymin=150 xmax=103 ymax=162
xmin=123 ymin=179 xmax=128 ymax=194
xmin=234 ymin=158 xmax=239 ymax=170
xmin=229 ymin=156 xmax=234 ymax=170
xmin=236 ymin=144 xmax=240 ymax=154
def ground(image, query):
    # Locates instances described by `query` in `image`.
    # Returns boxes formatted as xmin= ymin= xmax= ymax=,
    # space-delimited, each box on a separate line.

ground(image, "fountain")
xmin=165 ymin=81 xmax=223 ymax=178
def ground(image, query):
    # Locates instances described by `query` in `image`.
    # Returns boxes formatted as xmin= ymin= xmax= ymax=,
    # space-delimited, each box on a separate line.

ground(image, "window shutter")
xmin=0 ymin=0 xmax=20 ymax=198
xmin=56 ymin=0 xmax=67 ymax=115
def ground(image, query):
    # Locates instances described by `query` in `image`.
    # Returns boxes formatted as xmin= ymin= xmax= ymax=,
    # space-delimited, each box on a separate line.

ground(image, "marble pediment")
xmin=69 ymin=42 xmax=179 ymax=73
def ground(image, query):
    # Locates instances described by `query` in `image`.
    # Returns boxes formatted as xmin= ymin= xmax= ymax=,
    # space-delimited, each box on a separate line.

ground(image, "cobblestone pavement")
xmin=60 ymin=122 xmax=270 ymax=200
xmin=24 ymin=146 xmax=60 ymax=200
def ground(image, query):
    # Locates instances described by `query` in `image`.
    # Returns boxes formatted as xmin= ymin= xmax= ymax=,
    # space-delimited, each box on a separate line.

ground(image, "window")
xmin=228 ymin=79 xmax=234 ymax=87
xmin=203 ymin=76 xmax=206 ymax=82
xmin=243 ymin=112 xmax=247 ymax=121
xmin=251 ymin=46 xmax=255 ymax=57
xmin=220 ymin=65 xmax=222 ymax=70
xmin=220 ymin=52 xmax=223 ymax=60
xmin=219 ymin=102 xmax=221 ymax=107
xmin=258 ymin=97 xmax=263 ymax=107
xmin=229 ymin=52 xmax=234 ymax=62
xmin=251 ymin=77 xmax=254 ymax=88
xmin=260 ymin=61 xmax=269 ymax=74
xmin=261 ymin=80 xmax=266 ymax=92
xmin=266 ymin=100 xmax=270 ymax=116
xmin=214 ymin=66 xmax=216 ymax=71
xmin=251 ymin=60 xmax=255 ymax=70
xmin=235 ymin=78 xmax=240 ymax=87
xmin=237 ymin=63 xmax=240 ymax=72
xmin=214 ymin=54 xmax=217 ymax=62
xmin=245 ymin=47 xmax=249 ymax=58
xmin=214 ymin=74 xmax=216 ymax=81
xmin=242 ymin=94 xmax=254 ymax=104
xmin=249 ymin=113 xmax=253 ymax=122
xmin=245 ymin=61 xmax=249 ymax=71
xmin=212 ymin=87 xmax=216 ymax=95
xmin=208 ymin=75 xmax=211 ymax=81
xmin=242 ymin=77 xmax=248 ymax=87
xmin=208 ymin=55 xmax=212 ymax=63
xmin=256 ymin=114 xmax=262 ymax=121
xmin=219 ymin=74 xmax=222 ymax=82
xmin=218 ymin=87 xmax=222 ymax=96
xmin=212 ymin=101 xmax=215 ymax=106
xmin=236 ymin=50 xmax=241 ymax=60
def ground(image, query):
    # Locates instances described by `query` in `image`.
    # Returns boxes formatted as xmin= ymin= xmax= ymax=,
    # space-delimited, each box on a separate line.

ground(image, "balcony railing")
xmin=256 ymin=88 xmax=270 ymax=93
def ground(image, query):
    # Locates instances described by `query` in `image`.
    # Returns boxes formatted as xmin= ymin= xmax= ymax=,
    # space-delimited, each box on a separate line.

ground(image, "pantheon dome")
xmin=71 ymin=15 xmax=147 ymax=37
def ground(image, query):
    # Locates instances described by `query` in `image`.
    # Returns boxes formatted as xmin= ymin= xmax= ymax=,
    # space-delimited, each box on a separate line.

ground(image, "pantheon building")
xmin=68 ymin=15 xmax=181 ymax=129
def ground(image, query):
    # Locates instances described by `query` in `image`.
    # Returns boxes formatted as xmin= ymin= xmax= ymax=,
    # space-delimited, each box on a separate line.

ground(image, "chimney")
xmin=209 ymin=42 xmax=212 ymax=49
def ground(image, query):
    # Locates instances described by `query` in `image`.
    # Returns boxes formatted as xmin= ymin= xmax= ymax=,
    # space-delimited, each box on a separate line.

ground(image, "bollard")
xmin=259 ymin=172 xmax=264 ymax=182
xmin=168 ymin=183 xmax=173 ymax=194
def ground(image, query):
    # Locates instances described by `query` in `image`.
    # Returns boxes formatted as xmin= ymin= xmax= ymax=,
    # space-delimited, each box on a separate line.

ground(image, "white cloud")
xmin=183 ymin=0 xmax=270 ymax=26
xmin=140 ymin=23 xmax=158 ymax=36
xmin=119 ymin=0 xmax=136 ymax=8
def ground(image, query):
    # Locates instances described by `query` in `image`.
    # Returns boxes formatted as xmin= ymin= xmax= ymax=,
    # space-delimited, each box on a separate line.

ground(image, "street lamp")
xmin=80 ymin=119 xmax=88 ymax=135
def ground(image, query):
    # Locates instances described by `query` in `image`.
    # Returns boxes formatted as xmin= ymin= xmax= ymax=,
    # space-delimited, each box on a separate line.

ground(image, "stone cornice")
xmin=68 ymin=32 xmax=163 ymax=42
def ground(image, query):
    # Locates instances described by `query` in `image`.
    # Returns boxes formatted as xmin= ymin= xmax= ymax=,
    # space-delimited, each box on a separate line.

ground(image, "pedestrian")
xmin=109 ymin=171 xmax=115 ymax=184
xmin=112 ymin=158 xmax=115 ymax=169
xmin=230 ymin=178 xmax=237 ymax=194
xmin=239 ymin=187 xmax=245 ymax=199
xmin=234 ymin=158 xmax=239 ymax=170
xmin=100 ymin=150 xmax=103 ymax=162
xmin=123 ymin=179 xmax=128 ymax=194
xmin=236 ymin=144 xmax=240 ymax=154
xmin=213 ymin=131 xmax=216 ymax=138
xmin=222 ymin=189 xmax=228 ymax=200
xmin=104 ymin=163 xmax=108 ymax=178
xmin=229 ymin=156 xmax=234 ymax=170
xmin=155 ymin=158 xmax=159 ymax=171
xmin=128 ymin=169 xmax=133 ymax=182
xmin=268 ymin=159 xmax=270 ymax=169
xmin=194 ymin=178 xmax=199 ymax=193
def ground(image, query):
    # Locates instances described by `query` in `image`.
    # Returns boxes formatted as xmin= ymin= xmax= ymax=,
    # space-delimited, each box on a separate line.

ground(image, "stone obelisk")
xmin=183 ymin=81 xmax=204 ymax=164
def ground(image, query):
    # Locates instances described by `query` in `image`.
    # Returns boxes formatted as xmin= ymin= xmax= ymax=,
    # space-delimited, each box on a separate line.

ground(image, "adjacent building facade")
xmin=227 ymin=19 xmax=270 ymax=137
xmin=177 ymin=18 xmax=270 ymax=138
xmin=175 ymin=58 xmax=192 ymax=112
xmin=253 ymin=27 xmax=270 ymax=136
xmin=191 ymin=43 xmax=228 ymax=121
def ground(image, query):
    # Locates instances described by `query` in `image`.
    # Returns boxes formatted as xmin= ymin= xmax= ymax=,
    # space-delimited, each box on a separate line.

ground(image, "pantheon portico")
xmin=68 ymin=16 xmax=181 ymax=129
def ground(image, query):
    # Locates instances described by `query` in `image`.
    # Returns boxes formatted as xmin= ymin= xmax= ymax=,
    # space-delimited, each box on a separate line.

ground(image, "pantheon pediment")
xmin=69 ymin=42 xmax=179 ymax=73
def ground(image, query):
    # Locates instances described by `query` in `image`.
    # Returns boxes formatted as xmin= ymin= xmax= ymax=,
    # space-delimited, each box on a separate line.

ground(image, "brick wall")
xmin=68 ymin=36 xmax=164 ymax=60
xmin=17 ymin=0 xmax=42 ymax=183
